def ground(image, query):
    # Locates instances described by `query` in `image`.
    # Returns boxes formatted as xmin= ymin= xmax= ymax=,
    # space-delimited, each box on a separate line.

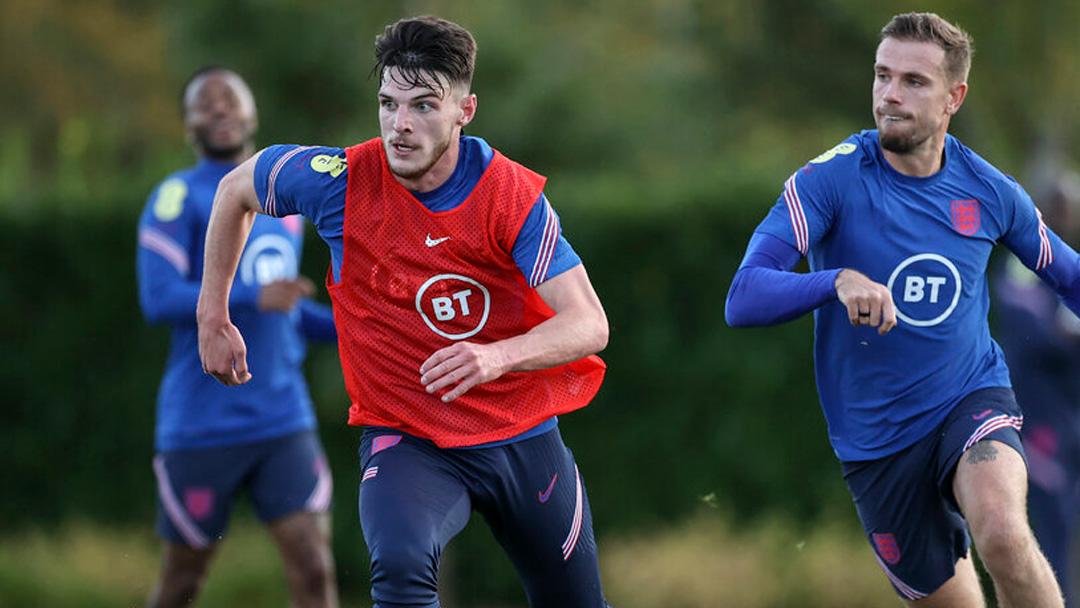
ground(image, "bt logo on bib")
xmin=886 ymin=253 xmax=962 ymax=327
xmin=415 ymin=274 xmax=491 ymax=340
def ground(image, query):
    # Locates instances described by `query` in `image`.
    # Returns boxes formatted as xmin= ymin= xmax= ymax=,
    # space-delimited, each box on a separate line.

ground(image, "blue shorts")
xmin=153 ymin=430 xmax=332 ymax=549
xmin=358 ymin=426 xmax=607 ymax=608
xmin=842 ymin=387 xmax=1025 ymax=601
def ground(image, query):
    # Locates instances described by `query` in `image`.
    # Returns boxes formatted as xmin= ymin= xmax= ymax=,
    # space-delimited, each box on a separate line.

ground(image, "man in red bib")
xmin=197 ymin=16 xmax=612 ymax=607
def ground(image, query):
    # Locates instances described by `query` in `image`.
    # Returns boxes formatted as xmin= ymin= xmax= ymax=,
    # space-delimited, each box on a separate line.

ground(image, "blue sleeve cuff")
xmin=299 ymin=299 xmax=337 ymax=342
xmin=725 ymin=232 xmax=840 ymax=327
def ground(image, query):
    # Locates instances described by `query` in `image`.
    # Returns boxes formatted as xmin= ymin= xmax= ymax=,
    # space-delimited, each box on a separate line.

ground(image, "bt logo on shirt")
xmin=886 ymin=253 xmax=963 ymax=327
xmin=239 ymin=234 xmax=298 ymax=286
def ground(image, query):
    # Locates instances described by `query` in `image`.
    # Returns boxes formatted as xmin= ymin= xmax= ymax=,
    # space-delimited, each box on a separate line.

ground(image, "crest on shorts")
xmin=950 ymin=199 xmax=981 ymax=236
xmin=184 ymin=488 xmax=215 ymax=520
xmin=873 ymin=532 xmax=902 ymax=565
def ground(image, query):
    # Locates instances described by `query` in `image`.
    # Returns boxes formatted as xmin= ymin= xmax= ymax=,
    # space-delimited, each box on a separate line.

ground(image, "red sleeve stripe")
xmin=1036 ymin=208 xmax=1053 ymax=270
xmin=264 ymin=146 xmax=313 ymax=217
xmin=783 ymin=173 xmax=810 ymax=256
xmin=138 ymin=226 xmax=190 ymax=276
xmin=529 ymin=198 xmax=560 ymax=287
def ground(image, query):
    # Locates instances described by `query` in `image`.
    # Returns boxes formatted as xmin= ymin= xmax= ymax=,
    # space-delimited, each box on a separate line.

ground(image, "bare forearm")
xmin=197 ymin=163 xmax=260 ymax=324
xmin=418 ymin=265 xmax=608 ymax=402
xmin=495 ymin=307 xmax=608 ymax=372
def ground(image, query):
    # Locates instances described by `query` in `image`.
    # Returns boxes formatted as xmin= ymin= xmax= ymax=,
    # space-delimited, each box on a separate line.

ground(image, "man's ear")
xmin=946 ymin=80 xmax=968 ymax=116
xmin=459 ymin=93 xmax=477 ymax=127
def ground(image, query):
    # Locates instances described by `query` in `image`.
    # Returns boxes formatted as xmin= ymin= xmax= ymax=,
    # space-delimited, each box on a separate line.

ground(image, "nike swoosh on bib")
xmin=425 ymin=234 xmax=451 ymax=247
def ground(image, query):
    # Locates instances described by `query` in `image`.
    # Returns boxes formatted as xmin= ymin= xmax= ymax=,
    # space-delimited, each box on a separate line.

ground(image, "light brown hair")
xmin=881 ymin=12 xmax=974 ymax=83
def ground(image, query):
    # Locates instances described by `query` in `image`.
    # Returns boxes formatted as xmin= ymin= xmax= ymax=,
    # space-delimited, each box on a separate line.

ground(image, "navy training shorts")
xmin=358 ymin=426 xmax=608 ymax=608
xmin=842 ymin=387 xmax=1024 ymax=601
xmin=153 ymin=430 xmax=332 ymax=549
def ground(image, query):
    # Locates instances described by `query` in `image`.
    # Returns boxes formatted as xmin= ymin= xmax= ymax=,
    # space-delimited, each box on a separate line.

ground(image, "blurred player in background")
xmin=195 ymin=17 xmax=611 ymax=608
xmin=137 ymin=67 xmax=338 ymax=608
xmin=995 ymin=168 xmax=1080 ymax=606
xmin=727 ymin=12 xmax=1066 ymax=607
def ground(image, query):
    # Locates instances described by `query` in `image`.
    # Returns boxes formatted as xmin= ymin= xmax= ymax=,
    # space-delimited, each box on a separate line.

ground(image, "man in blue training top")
xmin=727 ymin=12 xmax=1065 ymax=607
xmin=994 ymin=169 xmax=1080 ymax=606
xmin=136 ymin=67 xmax=338 ymax=608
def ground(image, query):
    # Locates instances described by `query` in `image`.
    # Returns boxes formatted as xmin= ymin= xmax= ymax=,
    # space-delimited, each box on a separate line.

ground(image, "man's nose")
xmin=881 ymin=79 xmax=902 ymax=104
xmin=393 ymin=106 xmax=412 ymax=132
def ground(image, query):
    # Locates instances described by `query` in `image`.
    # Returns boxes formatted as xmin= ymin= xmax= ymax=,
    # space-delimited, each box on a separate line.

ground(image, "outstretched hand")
xmin=420 ymin=342 xmax=509 ymax=403
xmin=835 ymin=268 xmax=897 ymax=335
xmin=198 ymin=319 xmax=253 ymax=385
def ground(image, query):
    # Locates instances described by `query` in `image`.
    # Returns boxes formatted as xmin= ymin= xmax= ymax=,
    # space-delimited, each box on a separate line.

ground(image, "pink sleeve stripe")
xmin=783 ymin=174 xmax=809 ymax=256
xmin=528 ymin=199 xmax=556 ymax=286
xmin=264 ymin=146 xmax=314 ymax=217
xmin=152 ymin=456 xmax=210 ymax=549
xmin=963 ymin=415 xmax=1023 ymax=452
xmin=561 ymin=465 xmax=584 ymax=561
xmin=139 ymin=227 xmax=190 ymax=276
xmin=1036 ymin=209 xmax=1053 ymax=270
xmin=529 ymin=199 xmax=560 ymax=287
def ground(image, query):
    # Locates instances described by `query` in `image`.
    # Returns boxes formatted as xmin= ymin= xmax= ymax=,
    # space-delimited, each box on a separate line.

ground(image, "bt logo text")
xmin=432 ymin=290 xmax=474 ymax=321
xmin=902 ymin=276 xmax=948 ymax=303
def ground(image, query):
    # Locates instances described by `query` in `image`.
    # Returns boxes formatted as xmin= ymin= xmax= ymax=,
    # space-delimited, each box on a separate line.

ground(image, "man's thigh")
xmin=358 ymin=430 xmax=472 ymax=607
xmin=938 ymin=387 xmax=1025 ymax=508
xmin=153 ymin=443 xmax=258 ymax=548
xmin=248 ymin=430 xmax=333 ymax=523
xmin=473 ymin=428 xmax=608 ymax=608
xmin=842 ymin=437 xmax=969 ymax=602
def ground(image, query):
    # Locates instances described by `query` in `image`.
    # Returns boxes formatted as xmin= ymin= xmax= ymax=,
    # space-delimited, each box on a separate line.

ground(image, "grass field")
xmin=0 ymin=511 xmax=903 ymax=607
xmin=602 ymin=512 xmax=897 ymax=607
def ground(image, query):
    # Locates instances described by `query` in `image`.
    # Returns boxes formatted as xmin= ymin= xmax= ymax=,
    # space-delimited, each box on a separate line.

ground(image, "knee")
xmin=971 ymin=510 xmax=1034 ymax=571
xmin=149 ymin=568 xmax=209 ymax=607
xmin=370 ymin=543 xmax=439 ymax=602
xmin=293 ymin=547 xmax=336 ymax=597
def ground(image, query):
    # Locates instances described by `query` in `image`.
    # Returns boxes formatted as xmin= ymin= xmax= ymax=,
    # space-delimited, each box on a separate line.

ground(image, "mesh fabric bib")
xmin=328 ymin=138 xmax=605 ymax=447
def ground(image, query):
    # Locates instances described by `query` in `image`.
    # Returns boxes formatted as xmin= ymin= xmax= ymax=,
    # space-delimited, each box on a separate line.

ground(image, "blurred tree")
xmin=1 ymin=0 xmax=176 ymax=208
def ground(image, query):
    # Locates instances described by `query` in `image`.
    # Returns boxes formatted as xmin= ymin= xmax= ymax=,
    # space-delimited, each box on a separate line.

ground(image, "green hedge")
xmin=1 ymin=184 xmax=850 ymax=601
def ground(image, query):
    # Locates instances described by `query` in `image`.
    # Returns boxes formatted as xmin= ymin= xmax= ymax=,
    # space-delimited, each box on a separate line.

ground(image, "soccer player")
xmin=196 ymin=17 xmax=611 ymax=608
xmin=726 ymin=12 xmax=1068 ymax=607
xmin=994 ymin=170 xmax=1080 ymax=606
xmin=137 ymin=67 xmax=338 ymax=608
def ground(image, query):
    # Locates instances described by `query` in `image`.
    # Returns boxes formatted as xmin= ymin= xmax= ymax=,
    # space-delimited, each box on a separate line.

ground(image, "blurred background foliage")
xmin=3 ymin=0 xmax=1079 ymax=606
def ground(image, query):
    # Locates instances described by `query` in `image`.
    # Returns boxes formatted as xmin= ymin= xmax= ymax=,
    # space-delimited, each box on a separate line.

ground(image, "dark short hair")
xmin=179 ymin=65 xmax=233 ymax=116
xmin=881 ymin=12 xmax=973 ymax=83
xmin=372 ymin=16 xmax=476 ymax=96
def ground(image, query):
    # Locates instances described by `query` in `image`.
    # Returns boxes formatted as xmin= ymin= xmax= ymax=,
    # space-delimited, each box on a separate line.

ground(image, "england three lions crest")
xmin=950 ymin=199 xmax=980 ymax=236
xmin=872 ymin=532 xmax=901 ymax=565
